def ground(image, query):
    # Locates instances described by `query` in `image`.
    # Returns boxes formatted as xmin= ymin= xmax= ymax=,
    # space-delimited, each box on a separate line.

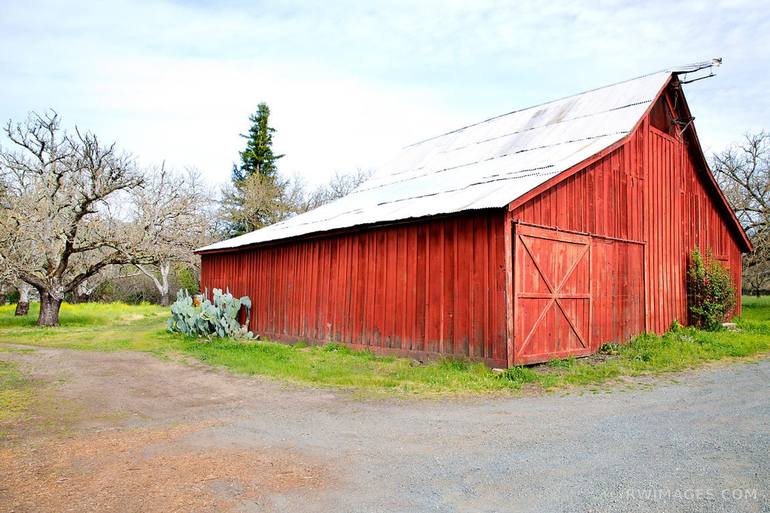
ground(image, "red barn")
xmin=197 ymin=63 xmax=751 ymax=367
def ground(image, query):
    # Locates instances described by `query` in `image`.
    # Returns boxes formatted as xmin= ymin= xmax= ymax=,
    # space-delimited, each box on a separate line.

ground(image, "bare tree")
xmin=216 ymin=168 xmax=374 ymax=235
xmin=0 ymin=111 xmax=146 ymax=325
xmin=743 ymin=237 xmax=770 ymax=296
xmin=218 ymin=172 xmax=298 ymax=232
xmin=70 ymin=269 xmax=113 ymax=303
xmin=129 ymin=166 xmax=212 ymax=305
xmin=302 ymin=169 xmax=373 ymax=211
xmin=0 ymin=268 xmax=15 ymax=307
xmin=712 ymin=131 xmax=770 ymax=295
xmin=0 ymin=170 xmax=16 ymax=305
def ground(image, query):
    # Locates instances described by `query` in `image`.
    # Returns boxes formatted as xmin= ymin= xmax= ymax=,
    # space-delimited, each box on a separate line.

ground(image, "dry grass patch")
xmin=0 ymin=421 xmax=327 ymax=513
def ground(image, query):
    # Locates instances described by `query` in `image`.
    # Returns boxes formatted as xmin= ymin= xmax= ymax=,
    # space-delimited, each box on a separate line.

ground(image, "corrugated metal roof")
xmin=198 ymin=70 xmax=673 ymax=253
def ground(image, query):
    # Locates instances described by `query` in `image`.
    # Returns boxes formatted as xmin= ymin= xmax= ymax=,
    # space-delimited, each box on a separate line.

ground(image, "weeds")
xmin=547 ymin=357 xmax=576 ymax=368
xmin=599 ymin=343 xmax=621 ymax=355
xmin=499 ymin=366 xmax=538 ymax=386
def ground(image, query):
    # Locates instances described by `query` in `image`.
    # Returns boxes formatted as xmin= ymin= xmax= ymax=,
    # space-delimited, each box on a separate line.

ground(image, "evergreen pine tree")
xmin=232 ymin=103 xmax=283 ymax=183
xmin=224 ymin=103 xmax=286 ymax=236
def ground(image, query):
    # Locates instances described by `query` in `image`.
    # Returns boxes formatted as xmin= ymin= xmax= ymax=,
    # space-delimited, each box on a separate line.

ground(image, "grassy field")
xmin=0 ymin=298 xmax=768 ymax=395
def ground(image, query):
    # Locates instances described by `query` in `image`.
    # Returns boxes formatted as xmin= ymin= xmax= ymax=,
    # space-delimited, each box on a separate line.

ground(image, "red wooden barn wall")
xmin=200 ymin=211 xmax=509 ymax=367
xmin=510 ymin=94 xmax=745 ymax=350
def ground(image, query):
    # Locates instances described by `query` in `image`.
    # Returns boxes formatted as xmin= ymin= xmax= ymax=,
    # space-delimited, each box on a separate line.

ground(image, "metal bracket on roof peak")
xmin=680 ymin=73 xmax=716 ymax=85
xmin=675 ymin=57 xmax=722 ymax=85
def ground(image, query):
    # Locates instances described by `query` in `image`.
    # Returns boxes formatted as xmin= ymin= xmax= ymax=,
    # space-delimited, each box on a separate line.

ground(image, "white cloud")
xmin=1 ymin=0 xmax=769 ymax=187
xmin=79 ymin=56 xmax=469 ymax=185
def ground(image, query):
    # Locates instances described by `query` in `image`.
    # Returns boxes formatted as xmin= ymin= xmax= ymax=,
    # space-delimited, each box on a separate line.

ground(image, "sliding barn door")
xmin=513 ymin=224 xmax=592 ymax=364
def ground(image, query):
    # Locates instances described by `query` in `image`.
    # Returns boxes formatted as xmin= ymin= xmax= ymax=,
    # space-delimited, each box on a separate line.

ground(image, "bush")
xmin=168 ymin=288 xmax=253 ymax=339
xmin=176 ymin=266 xmax=200 ymax=295
xmin=687 ymin=247 xmax=736 ymax=331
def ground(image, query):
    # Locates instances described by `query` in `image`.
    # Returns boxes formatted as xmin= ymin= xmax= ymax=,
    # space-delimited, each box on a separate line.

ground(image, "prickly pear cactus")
xmin=168 ymin=288 xmax=254 ymax=339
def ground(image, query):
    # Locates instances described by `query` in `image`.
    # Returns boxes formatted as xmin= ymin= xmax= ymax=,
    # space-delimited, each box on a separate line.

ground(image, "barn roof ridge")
xmin=404 ymin=72 xmax=667 ymax=151
xmin=403 ymin=60 xmax=720 ymax=151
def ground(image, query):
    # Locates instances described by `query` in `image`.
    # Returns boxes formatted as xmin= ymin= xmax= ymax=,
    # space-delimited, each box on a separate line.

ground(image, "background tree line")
xmin=0 ymin=105 xmax=370 ymax=325
xmin=0 ymin=103 xmax=767 ymax=326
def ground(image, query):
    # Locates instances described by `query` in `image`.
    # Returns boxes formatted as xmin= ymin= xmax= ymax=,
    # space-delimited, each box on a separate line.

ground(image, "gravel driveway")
xmin=1 ymin=346 xmax=768 ymax=513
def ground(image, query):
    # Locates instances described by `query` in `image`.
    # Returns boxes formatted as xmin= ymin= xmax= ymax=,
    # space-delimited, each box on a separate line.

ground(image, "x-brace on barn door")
xmin=513 ymin=224 xmax=592 ymax=364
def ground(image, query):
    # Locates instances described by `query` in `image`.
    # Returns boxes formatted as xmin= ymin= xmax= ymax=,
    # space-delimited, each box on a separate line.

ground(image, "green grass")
xmin=0 ymin=360 xmax=35 ymax=422
xmin=0 ymin=297 xmax=768 ymax=396
xmin=0 ymin=302 xmax=179 ymax=352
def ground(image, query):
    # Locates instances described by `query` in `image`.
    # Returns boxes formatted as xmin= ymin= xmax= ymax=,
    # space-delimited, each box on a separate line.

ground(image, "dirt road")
xmin=1 ymin=346 xmax=767 ymax=513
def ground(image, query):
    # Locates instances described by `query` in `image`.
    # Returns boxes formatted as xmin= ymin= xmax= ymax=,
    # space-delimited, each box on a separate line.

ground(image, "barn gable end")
xmin=508 ymin=77 xmax=746 ymax=363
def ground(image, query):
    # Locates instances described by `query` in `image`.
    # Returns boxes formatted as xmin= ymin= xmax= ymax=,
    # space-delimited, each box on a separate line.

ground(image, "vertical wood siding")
xmin=200 ymin=211 xmax=509 ymax=367
xmin=589 ymin=237 xmax=645 ymax=345
xmin=643 ymin=124 xmax=743 ymax=331
xmin=512 ymin=97 xmax=744 ymax=345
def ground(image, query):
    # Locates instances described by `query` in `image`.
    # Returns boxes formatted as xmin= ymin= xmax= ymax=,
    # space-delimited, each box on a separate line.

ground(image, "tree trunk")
xmin=136 ymin=262 xmax=171 ymax=306
xmin=14 ymin=302 xmax=29 ymax=316
xmin=38 ymin=291 xmax=63 ymax=327
xmin=159 ymin=262 xmax=171 ymax=306
xmin=15 ymin=284 xmax=31 ymax=316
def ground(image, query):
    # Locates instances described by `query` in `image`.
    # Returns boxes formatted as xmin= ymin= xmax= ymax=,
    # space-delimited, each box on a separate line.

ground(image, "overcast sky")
xmin=1 ymin=0 xmax=769 ymax=187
